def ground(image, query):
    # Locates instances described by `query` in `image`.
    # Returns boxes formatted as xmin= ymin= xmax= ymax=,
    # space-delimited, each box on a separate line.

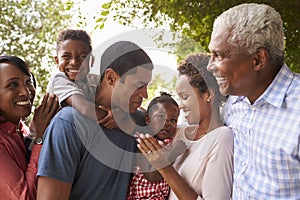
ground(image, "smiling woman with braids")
xmin=0 ymin=55 xmax=59 ymax=200
xmin=137 ymin=53 xmax=233 ymax=200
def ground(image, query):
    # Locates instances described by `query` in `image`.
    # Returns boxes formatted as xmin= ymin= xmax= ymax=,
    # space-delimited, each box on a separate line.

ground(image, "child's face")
xmin=146 ymin=102 xmax=179 ymax=141
xmin=55 ymin=39 xmax=92 ymax=81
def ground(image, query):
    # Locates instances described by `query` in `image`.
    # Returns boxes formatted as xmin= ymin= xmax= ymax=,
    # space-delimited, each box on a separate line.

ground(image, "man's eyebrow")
xmin=139 ymin=81 xmax=148 ymax=85
xmin=61 ymin=52 xmax=71 ymax=55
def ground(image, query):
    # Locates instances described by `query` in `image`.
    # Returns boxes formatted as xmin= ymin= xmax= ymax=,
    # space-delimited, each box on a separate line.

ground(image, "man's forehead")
xmin=209 ymin=28 xmax=230 ymax=51
xmin=131 ymin=66 xmax=152 ymax=82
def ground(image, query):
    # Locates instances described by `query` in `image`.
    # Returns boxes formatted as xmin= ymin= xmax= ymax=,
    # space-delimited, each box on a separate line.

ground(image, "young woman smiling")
xmin=0 ymin=55 xmax=59 ymax=200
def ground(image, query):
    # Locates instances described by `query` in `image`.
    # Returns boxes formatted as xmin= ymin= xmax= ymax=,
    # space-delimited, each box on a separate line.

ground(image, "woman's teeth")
xmin=16 ymin=100 xmax=31 ymax=106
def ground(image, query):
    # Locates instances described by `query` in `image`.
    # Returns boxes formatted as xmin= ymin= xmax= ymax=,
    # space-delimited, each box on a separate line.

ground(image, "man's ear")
xmin=104 ymin=68 xmax=119 ymax=86
xmin=253 ymin=48 xmax=268 ymax=71
xmin=90 ymin=55 xmax=95 ymax=68
xmin=54 ymin=56 xmax=59 ymax=65
xmin=145 ymin=114 xmax=151 ymax=125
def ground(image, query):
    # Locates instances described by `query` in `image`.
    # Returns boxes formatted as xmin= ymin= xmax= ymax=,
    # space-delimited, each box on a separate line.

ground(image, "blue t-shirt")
xmin=38 ymin=107 xmax=137 ymax=200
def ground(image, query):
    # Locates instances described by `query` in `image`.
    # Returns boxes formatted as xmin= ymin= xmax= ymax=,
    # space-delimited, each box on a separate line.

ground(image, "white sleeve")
xmin=201 ymin=128 xmax=234 ymax=200
xmin=47 ymin=72 xmax=83 ymax=104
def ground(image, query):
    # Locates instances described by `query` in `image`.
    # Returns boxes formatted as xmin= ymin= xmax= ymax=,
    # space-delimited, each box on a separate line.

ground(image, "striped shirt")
xmin=223 ymin=64 xmax=300 ymax=200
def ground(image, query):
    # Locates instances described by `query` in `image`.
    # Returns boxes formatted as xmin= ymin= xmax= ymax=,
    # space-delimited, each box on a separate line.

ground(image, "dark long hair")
xmin=0 ymin=55 xmax=36 ymax=88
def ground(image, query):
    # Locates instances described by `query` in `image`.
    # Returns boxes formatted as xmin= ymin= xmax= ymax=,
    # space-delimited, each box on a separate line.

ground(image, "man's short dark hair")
xmin=100 ymin=41 xmax=153 ymax=82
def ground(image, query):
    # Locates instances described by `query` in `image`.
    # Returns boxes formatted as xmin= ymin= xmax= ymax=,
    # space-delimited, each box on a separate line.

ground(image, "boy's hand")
xmin=97 ymin=105 xmax=119 ymax=129
xmin=137 ymin=106 xmax=146 ymax=112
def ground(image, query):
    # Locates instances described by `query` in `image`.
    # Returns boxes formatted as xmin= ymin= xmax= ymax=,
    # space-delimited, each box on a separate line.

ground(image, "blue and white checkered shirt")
xmin=224 ymin=64 xmax=300 ymax=200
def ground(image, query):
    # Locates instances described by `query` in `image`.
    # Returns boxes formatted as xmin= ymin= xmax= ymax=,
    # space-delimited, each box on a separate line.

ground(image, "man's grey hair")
xmin=213 ymin=3 xmax=285 ymax=66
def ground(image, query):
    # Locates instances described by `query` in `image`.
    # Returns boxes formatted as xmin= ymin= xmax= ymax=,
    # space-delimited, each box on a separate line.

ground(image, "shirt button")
xmin=239 ymin=190 xmax=243 ymax=198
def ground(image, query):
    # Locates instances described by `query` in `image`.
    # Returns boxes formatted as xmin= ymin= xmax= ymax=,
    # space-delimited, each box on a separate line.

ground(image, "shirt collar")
xmin=231 ymin=64 xmax=294 ymax=108
xmin=0 ymin=116 xmax=28 ymax=137
xmin=0 ymin=116 xmax=18 ymax=136
xmin=258 ymin=64 xmax=293 ymax=108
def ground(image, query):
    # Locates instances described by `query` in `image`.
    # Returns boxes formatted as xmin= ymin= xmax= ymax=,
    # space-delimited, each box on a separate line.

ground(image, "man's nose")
xmin=207 ymin=59 xmax=215 ymax=72
xmin=139 ymin=85 xmax=148 ymax=99
xmin=164 ymin=119 xmax=170 ymax=127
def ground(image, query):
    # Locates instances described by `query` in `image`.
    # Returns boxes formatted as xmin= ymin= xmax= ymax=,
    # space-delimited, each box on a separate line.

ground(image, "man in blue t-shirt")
xmin=37 ymin=41 xmax=153 ymax=200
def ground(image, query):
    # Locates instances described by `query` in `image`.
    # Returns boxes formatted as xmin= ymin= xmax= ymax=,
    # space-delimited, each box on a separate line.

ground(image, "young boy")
xmin=47 ymin=29 xmax=113 ymax=126
xmin=127 ymin=92 xmax=180 ymax=200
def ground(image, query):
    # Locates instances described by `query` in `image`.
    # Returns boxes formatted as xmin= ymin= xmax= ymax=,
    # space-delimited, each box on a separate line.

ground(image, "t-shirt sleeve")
xmin=37 ymin=114 xmax=82 ymax=183
xmin=47 ymin=72 xmax=83 ymax=104
xmin=201 ymin=127 xmax=234 ymax=200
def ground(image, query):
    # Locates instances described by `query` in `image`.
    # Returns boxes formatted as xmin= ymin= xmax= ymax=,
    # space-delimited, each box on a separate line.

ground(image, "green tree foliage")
xmin=143 ymin=73 xmax=178 ymax=108
xmin=99 ymin=0 xmax=300 ymax=72
xmin=0 ymin=0 xmax=74 ymax=104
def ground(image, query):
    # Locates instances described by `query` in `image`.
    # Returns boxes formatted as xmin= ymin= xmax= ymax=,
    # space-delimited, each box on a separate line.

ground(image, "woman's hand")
xmin=137 ymin=133 xmax=170 ymax=170
xmin=136 ymin=133 xmax=187 ymax=170
xmin=29 ymin=93 xmax=60 ymax=138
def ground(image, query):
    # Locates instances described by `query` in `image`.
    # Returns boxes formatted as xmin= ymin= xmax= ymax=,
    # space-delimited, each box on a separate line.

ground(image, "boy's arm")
xmin=50 ymin=73 xmax=100 ymax=122
xmin=65 ymin=94 xmax=118 ymax=129
xmin=64 ymin=94 xmax=99 ymax=122
xmin=37 ymin=177 xmax=72 ymax=200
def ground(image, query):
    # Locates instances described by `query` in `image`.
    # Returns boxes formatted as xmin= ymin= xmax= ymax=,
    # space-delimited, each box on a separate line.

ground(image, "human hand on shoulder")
xmin=137 ymin=106 xmax=146 ymax=112
xmin=97 ymin=105 xmax=119 ymax=129
xmin=29 ymin=93 xmax=60 ymax=138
